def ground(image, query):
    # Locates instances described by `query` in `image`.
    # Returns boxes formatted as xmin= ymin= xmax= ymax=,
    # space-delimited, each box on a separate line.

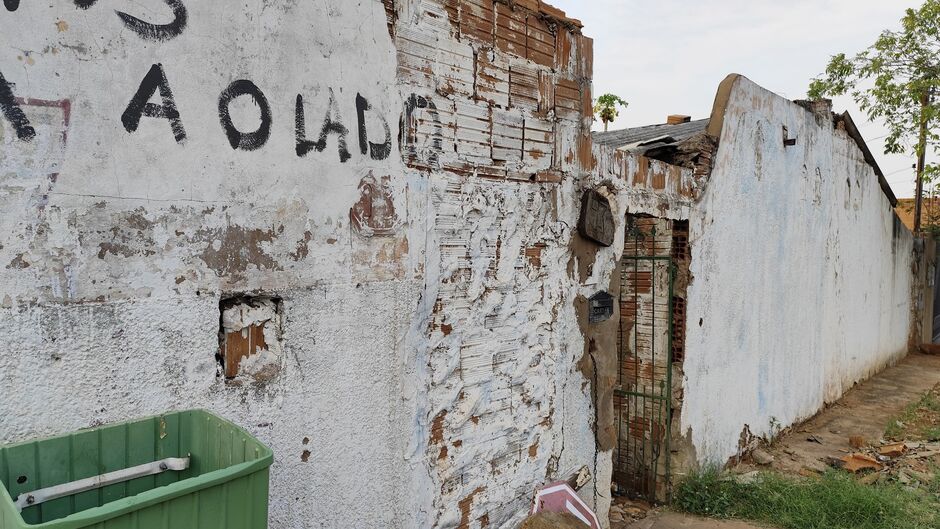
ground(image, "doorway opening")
xmin=613 ymin=215 xmax=689 ymax=501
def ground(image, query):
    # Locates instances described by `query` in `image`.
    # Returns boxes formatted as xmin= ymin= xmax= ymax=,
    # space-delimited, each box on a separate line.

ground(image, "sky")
xmin=548 ymin=0 xmax=928 ymax=199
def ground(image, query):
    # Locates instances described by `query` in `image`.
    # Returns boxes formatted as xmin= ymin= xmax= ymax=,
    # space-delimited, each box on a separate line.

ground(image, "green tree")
xmin=808 ymin=0 xmax=940 ymax=233
xmin=593 ymin=94 xmax=628 ymax=132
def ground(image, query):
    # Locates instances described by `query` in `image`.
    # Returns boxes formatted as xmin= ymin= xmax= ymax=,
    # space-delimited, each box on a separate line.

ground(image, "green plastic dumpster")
xmin=0 ymin=410 xmax=273 ymax=529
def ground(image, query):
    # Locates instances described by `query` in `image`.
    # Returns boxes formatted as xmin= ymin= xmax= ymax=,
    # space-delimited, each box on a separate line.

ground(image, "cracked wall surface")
xmin=681 ymin=75 xmax=916 ymax=466
xmin=0 ymin=1 xmax=603 ymax=528
xmin=577 ymin=75 xmax=919 ymax=498
xmin=1 ymin=4 xmax=921 ymax=528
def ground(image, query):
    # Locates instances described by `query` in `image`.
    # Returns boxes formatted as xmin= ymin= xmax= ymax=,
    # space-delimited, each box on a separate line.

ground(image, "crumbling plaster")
xmin=0 ymin=1 xmax=605 ymax=529
xmin=0 ymin=2 xmax=425 ymax=528
xmin=1 ymin=3 xmax=923 ymax=528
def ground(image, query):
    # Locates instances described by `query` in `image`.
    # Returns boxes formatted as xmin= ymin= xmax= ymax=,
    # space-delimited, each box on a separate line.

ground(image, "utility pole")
xmin=914 ymin=90 xmax=930 ymax=234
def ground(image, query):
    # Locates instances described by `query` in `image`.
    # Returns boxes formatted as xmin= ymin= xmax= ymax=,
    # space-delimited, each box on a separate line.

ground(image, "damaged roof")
xmin=592 ymin=111 xmax=897 ymax=207
xmin=592 ymin=119 xmax=709 ymax=152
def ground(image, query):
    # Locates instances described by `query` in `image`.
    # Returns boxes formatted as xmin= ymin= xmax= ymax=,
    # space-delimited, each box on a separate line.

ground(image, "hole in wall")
xmin=218 ymin=295 xmax=284 ymax=382
xmin=16 ymin=476 xmax=27 ymax=485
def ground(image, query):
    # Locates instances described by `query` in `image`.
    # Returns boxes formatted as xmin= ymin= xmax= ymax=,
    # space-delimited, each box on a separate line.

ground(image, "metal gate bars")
xmin=614 ymin=216 xmax=677 ymax=501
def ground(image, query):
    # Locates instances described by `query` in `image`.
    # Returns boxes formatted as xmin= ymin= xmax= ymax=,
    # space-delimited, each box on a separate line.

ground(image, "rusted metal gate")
xmin=614 ymin=216 xmax=678 ymax=501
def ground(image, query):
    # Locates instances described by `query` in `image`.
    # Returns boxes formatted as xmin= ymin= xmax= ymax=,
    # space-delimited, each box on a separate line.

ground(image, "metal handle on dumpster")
xmin=13 ymin=457 xmax=190 ymax=512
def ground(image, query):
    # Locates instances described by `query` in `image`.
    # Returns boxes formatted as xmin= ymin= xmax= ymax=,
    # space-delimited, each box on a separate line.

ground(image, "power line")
xmin=885 ymin=166 xmax=914 ymax=178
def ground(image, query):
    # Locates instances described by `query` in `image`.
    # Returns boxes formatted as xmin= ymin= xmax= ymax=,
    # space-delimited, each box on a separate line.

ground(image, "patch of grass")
xmin=926 ymin=427 xmax=940 ymax=442
xmin=885 ymin=419 xmax=905 ymax=439
xmin=930 ymin=468 xmax=940 ymax=496
xmin=924 ymin=393 xmax=940 ymax=412
xmin=885 ymin=384 xmax=940 ymax=441
xmin=674 ymin=469 xmax=940 ymax=529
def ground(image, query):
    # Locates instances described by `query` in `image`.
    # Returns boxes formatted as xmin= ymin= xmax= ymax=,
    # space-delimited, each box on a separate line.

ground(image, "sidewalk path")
xmin=762 ymin=352 xmax=940 ymax=475
xmin=621 ymin=352 xmax=940 ymax=529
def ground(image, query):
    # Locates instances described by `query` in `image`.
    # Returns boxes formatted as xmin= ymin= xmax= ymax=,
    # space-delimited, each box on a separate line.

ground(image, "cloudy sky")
xmin=548 ymin=0 xmax=927 ymax=199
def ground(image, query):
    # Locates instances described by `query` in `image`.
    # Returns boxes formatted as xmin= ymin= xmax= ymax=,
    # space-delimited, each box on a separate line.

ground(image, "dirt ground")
xmin=611 ymin=499 xmax=766 ymax=529
xmin=621 ymin=512 xmax=766 ymax=529
xmin=614 ymin=352 xmax=940 ymax=529
xmin=738 ymin=352 xmax=940 ymax=481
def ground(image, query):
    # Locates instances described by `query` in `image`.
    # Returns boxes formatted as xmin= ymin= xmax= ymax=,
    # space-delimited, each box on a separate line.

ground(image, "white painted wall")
xmin=0 ymin=2 xmax=599 ymax=528
xmin=0 ymin=3 xmax=426 ymax=527
xmin=681 ymin=76 xmax=915 ymax=465
xmin=1 ymin=4 xmax=917 ymax=525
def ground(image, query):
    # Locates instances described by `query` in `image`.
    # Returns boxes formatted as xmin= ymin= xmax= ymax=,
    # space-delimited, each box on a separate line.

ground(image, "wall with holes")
xmin=0 ymin=1 xmax=605 ymax=528
xmin=681 ymin=76 xmax=916 ymax=466
xmin=393 ymin=2 xmax=601 ymax=528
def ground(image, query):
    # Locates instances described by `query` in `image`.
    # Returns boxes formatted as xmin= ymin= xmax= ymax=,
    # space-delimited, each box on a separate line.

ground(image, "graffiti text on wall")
xmin=6 ymin=0 xmax=187 ymax=41
xmin=0 ymin=0 xmax=393 ymax=163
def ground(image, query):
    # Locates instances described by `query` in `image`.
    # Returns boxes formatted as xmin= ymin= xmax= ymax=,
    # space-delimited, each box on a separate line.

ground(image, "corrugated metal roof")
xmin=592 ymin=119 xmax=709 ymax=150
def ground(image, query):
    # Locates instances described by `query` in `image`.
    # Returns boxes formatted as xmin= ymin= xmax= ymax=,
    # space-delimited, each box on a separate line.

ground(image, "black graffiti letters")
xmin=218 ymin=80 xmax=272 ymax=151
xmin=122 ymin=63 xmax=186 ymax=143
xmin=8 ymin=2 xmax=185 ymax=38
xmin=295 ymin=88 xmax=352 ymax=163
xmin=4 ymin=3 xmax=409 ymax=162
xmin=295 ymin=95 xmax=316 ymax=157
xmin=117 ymin=0 xmax=187 ymax=41
xmin=0 ymin=70 xmax=35 ymax=141
xmin=296 ymin=89 xmax=351 ymax=162
xmin=10 ymin=1 xmax=186 ymax=39
xmin=356 ymin=94 xmax=391 ymax=161
xmin=402 ymin=94 xmax=442 ymax=167
xmin=316 ymin=89 xmax=351 ymax=162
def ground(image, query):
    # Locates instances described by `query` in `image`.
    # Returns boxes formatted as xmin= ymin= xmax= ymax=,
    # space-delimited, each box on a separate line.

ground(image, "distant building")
xmin=895 ymin=197 xmax=940 ymax=232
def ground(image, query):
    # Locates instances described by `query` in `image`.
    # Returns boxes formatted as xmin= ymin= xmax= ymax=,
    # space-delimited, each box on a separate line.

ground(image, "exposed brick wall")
xmin=396 ymin=0 xmax=593 ymax=180
xmin=671 ymin=220 xmax=690 ymax=365
xmin=393 ymin=1 xmax=595 ymax=527
xmin=384 ymin=0 xmax=397 ymax=37
xmin=614 ymin=216 xmax=690 ymax=500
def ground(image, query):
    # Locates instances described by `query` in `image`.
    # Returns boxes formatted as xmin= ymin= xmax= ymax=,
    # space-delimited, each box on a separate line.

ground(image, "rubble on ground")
xmin=821 ymin=440 xmax=940 ymax=491
xmin=751 ymin=449 xmax=775 ymax=466
xmin=609 ymin=497 xmax=652 ymax=526
xmin=520 ymin=512 xmax=590 ymax=529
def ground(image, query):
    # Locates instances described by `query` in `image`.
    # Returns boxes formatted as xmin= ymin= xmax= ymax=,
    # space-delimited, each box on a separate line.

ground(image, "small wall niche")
xmin=218 ymin=295 xmax=283 ymax=381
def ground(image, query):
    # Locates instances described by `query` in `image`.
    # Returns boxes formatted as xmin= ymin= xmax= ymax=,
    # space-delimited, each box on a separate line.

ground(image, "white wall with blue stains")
xmin=681 ymin=75 xmax=916 ymax=465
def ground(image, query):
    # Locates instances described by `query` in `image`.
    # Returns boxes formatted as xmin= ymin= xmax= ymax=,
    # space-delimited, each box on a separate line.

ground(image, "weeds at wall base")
xmin=674 ymin=468 xmax=940 ymax=529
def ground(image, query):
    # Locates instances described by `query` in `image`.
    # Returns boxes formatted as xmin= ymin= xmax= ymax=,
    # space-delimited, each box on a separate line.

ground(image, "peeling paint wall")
xmin=681 ymin=76 xmax=916 ymax=465
xmin=580 ymin=76 xmax=918 ymax=497
xmin=3 ymin=3 xmax=916 ymax=525
xmin=392 ymin=2 xmax=602 ymax=527
xmin=574 ymin=151 xmax=700 ymax=504
xmin=0 ymin=1 xmax=602 ymax=528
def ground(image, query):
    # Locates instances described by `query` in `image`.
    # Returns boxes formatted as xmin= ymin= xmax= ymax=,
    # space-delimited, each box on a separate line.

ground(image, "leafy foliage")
xmin=809 ymin=1 xmax=940 ymax=160
xmin=809 ymin=1 xmax=940 ymax=233
xmin=593 ymin=93 xmax=628 ymax=132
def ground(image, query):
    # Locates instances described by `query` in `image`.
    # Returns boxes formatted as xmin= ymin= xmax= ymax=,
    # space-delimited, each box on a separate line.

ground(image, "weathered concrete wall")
xmin=0 ymin=1 xmax=601 ymax=528
xmin=681 ymin=75 xmax=916 ymax=465
xmin=4 ymin=4 xmax=919 ymax=522
xmin=1 ymin=3 xmax=421 ymax=528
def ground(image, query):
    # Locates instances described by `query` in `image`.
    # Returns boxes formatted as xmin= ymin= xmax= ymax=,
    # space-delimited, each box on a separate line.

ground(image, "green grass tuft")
xmin=923 ymin=394 xmax=940 ymax=413
xmin=885 ymin=419 xmax=904 ymax=439
xmin=885 ymin=387 xmax=940 ymax=441
xmin=925 ymin=427 xmax=940 ymax=442
xmin=674 ymin=469 xmax=940 ymax=529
